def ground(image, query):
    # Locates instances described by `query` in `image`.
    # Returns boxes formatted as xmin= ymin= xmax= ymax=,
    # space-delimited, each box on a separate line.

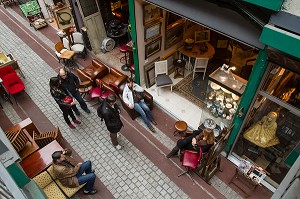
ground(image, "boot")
xmin=166 ymin=146 xmax=179 ymax=158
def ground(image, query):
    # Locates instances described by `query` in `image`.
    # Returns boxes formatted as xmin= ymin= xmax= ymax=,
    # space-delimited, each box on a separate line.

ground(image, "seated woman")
xmin=166 ymin=128 xmax=215 ymax=158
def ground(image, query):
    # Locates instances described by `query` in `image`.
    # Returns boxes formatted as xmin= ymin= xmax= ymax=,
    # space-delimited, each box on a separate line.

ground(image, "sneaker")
xmin=68 ymin=124 xmax=76 ymax=129
xmin=83 ymin=189 xmax=97 ymax=195
xmin=84 ymin=108 xmax=91 ymax=114
xmin=73 ymin=120 xmax=81 ymax=124
xmin=117 ymin=134 xmax=121 ymax=139
xmin=115 ymin=145 xmax=123 ymax=150
xmin=75 ymin=111 xmax=80 ymax=116
xmin=151 ymin=120 xmax=157 ymax=125
xmin=149 ymin=127 xmax=156 ymax=133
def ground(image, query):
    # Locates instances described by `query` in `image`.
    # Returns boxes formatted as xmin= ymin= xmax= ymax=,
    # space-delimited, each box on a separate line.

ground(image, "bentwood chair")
xmin=193 ymin=58 xmax=209 ymax=80
xmin=154 ymin=60 xmax=173 ymax=95
xmin=71 ymin=32 xmax=86 ymax=58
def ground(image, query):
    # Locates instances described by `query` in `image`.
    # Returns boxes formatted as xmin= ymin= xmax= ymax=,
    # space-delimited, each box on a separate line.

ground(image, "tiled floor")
xmin=0 ymin=5 xmax=272 ymax=199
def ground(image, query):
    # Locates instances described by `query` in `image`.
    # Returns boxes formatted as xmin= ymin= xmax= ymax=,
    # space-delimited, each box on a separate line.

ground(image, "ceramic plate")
xmin=226 ymin=103 xmax=232 ymax=109
xmin=210 ymin=82 xmax=221 ymax=90
xmin=232 ymin=93 xmax=240 ymax=101
xmin=213 ymin=129 xmax=220 ymax=137
xmin=221 ymin=86 xmax=231 ymax=94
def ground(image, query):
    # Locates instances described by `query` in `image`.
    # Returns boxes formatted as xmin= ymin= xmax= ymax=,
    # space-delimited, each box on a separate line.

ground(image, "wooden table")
xmin=178 ymin=42 xmax=215 ymax=71
xmin=20 ymin=140 xmax=63 ymax=178
xmin=60 ymin=50 xmax=75 ymax=68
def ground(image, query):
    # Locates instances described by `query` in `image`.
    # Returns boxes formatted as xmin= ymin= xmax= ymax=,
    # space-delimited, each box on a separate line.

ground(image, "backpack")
xmin=97 ymin=99 xmax=105 ymax=121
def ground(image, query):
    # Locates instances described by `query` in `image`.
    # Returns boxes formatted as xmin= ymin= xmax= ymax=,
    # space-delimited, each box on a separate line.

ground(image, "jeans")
xmin=62 ymin=107 xmax=76 ymax=125
xmin=76 ymin=161 xmax=96 ymax=192
xmin=71 ymin=90 xmax=88 ymax=112
xmin=134 ymin=100 xmax=154 ymax=129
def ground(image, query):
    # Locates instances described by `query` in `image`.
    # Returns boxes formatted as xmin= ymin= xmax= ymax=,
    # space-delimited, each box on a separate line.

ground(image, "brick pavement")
xmin=0 ymin=6 xmax=252 ymax=199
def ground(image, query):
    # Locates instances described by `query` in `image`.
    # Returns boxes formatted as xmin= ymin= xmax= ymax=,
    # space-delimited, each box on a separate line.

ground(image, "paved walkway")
xmin=0 ymin=5 xmax=272 ymax=199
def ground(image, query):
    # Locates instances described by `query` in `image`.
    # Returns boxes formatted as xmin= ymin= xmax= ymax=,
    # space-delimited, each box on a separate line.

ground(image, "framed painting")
xmin=194 ymin=30 xmax=210 ymax=43
xmin=166 ymin=11 xmax=183 ymax=30
xmin=54 ymin=6 xmax=74 ymax=30
xmin=165 ymin=24 xmax=184 ymax=49
xmin=145 ymin=37 xmax=162 ymax=59
xmin=144 ymin=57 xmax=160 ymax=88
xmin=144 ymin=21 xmax=161 ymax=42
xmin=143 ymin=3 xmax=162 ymax=25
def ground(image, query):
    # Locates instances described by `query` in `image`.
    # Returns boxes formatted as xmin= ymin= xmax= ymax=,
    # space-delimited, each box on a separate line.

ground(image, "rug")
xmin=173 ymin=73 xmax=209 ymax=108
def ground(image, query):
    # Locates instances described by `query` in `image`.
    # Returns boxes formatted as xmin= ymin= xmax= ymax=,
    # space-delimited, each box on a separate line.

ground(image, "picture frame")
xmin=145 ymin=37 xmax=162 ymax=59
xmin=195 ymin=30 xmax=210 ymax=43
xmin=54 ymin=6 xmax=74 ymax=30
xmin=185 ymin=19 xmax=196 ymax=30
xmin=166 ymin=11 xmax=183 ymax=30
xmin=144 ymin=57 xmax=160 ymax=88
xmin=143 ymin=3 xmax=162 ymax=25
xmin=165 ymin=24 xmax=184 ymax=49
xmin=217 ymin=39 xmax=229 ymax=49
xmin=144 ymin=21 xmax=161 ymax=42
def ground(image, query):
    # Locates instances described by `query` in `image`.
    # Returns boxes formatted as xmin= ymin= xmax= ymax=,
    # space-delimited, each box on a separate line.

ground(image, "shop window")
xmin=232 ymin=64 xmax=300 ymax=186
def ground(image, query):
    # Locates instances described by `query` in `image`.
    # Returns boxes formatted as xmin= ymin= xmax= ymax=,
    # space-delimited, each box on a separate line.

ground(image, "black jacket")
xmin=101 ymin=100 xmax=123 ymax=133
xmin=50 ymin=87 xmax=73 ymax=111
xmin=59 ymin=72 xmax=80 ymax=94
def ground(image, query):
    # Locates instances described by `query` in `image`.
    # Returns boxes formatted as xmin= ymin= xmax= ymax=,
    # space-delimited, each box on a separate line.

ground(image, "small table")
xmin=20 ymin=140 xmax=63 ymax=178
xmin=173 ymin=59 xmax=186 ymax=79
xmin=60 ymin=50 xmax=75 ymax=68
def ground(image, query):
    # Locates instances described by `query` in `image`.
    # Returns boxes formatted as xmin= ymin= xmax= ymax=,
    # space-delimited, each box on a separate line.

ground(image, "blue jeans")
xmin=71 ymin=90 xmax=88 ymax=112
xmin=134 ymin=100 xmax=154 ymax=129
xmin=76 ymin=161 xmax=96 ymax=192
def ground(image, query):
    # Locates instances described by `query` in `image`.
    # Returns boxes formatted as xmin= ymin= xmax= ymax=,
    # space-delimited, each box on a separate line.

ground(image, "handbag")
xmin=61 ymin=96 xmax=73 ymax=104
xmin=133 ymin=91 xmax=145 ymax=103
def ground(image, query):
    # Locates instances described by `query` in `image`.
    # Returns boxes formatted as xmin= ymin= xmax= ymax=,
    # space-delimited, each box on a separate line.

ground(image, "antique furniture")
xmin=32 ymin=127 xmax=63 ymax=148
xmin=118 ymin=84 xmax=154 ymax=120
xmin=0 ymin=52 xmax=25 ymax=78
xmin=33 ymin=171 xmax=66 ymax=199
xmin=54 ymin=41 xmax=67 ymax=63
xmin=178 ymin=149 xmax=202 ymax=183
xmin=193 ymin=58 xmax=209 ymax=80
xmin=174 ymin=121 xmax=187 ymax=136
xmin=178 ymin=42 xmax=215 ymax=71
xmin=27 ymin=13 xmax=48 ymax=30
xmin=119 ymin=45 xmax=130 ymax=71
xmin=59 ymin=49 xmax=75 ymax=68
xmin=240 ymin=58 xmax=256 ymax=80
xmin=0 ymin=66 xmax=25 ymax=102
xmin=76 ymin=59 xmax=127 ymax=92
xmin=154 ymin=60 xmax=173 ymax=95
xmin=71 ymin=32 xmax=86 ymax=58
xmin=19 ymin=0 xmax=41 ymax=17
xmin=0 ymin=77 xmax=12 ymax=104
xmin=1 ymin=0 xmax=16 ymax=8
xmin=78 ymin=80 xmax=93 ymax=100
xmin=173 ymin=59 xmax=186 ymax=79
xmin=47 ymin=165 xmax=85 ymax=198
xmin=20 ymin=140 xmax=63 ymax=178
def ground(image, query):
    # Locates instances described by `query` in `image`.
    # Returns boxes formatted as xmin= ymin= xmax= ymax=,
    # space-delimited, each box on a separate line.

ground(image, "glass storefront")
xmin=232 ymin=63 xmax=300 ymax=187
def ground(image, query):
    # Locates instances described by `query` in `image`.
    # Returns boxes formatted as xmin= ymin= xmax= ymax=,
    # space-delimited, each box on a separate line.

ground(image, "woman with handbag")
xmin=50 ymin=77 xmax=81 ymax=129
xmin=122 ymin=78 xmax=157 ymax=132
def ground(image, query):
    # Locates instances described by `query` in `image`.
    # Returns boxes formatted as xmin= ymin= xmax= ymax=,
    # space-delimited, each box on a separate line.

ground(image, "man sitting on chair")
xmin=52 ymin=148 xmax=97 ymax=195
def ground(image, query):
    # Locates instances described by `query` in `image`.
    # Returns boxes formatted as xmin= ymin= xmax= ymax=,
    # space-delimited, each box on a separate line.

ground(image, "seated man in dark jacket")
xmin=52 ymin=148 xmax=97 ymax=195
xmin=166 ymin=128 xmax=215 ymax=158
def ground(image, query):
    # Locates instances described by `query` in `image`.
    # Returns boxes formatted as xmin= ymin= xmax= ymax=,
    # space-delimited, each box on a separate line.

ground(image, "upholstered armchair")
xmin=118 ymin=83 xmax=154 ymax=120
xmin=76 ymin=59 xmax=127 ymax=91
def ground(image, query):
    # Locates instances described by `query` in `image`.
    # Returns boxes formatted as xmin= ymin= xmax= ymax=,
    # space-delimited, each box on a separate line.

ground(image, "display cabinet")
xmin=200 ymin=67 xmax=247 ymax=127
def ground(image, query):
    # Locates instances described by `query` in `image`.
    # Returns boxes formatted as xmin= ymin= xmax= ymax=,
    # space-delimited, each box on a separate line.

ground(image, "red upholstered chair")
xmin=178 ymin=148 xmax=202 ymax=183
xmin=90 ymin=79 xmax=115 ymax=105
xmin=0 ymin=66 xmax=25 ymax=102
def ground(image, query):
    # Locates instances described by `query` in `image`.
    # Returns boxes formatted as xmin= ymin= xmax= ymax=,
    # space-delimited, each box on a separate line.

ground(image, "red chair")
xmin=0 ymin=66 xmax=25 ymax=103
xmin=178 ymin=148 xmax=202 ymax=183
xmin=90 ymin=79 xmax=115 ymax=106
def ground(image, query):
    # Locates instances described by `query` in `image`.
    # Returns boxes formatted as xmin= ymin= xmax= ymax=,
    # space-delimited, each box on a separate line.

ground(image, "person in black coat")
xmin=50 ymin=77 xmax=81 ymax=129
xmin=59 ymin=68 xmax=90 ymax=115
xmin=100 ymin=94 xmax=123 ymax=150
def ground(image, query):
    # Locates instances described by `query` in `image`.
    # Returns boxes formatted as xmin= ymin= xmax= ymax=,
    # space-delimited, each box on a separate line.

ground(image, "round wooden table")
xmin=178 ymin=42 xmax=215 ymax=71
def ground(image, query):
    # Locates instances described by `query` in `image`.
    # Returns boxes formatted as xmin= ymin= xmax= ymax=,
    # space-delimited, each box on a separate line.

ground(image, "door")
xmin=77 ymin=0 xmax=107 ymax=53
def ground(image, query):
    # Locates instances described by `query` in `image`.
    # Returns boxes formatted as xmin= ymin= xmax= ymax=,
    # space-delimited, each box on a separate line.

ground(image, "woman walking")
xmin=50 ymin=77 xmax=81 ymax=129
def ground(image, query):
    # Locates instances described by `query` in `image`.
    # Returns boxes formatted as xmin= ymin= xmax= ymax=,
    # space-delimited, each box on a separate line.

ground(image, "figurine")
xmin=243 ymin=112 xmax=280 ymax=148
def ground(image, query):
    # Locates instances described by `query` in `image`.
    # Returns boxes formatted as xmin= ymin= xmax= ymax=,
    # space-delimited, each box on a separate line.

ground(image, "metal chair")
xmin=154 ymin=60 xmax=173 ymax=96
xmin=193 ymin=58 xmax=209 ymax=80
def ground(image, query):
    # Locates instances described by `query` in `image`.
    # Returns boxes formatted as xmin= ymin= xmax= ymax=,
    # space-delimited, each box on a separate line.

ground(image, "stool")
xmin=119 ymin=45 xmax=129 ymax=71
xmin=129 ymin=64 xmax=135 ymax=79
xmin=174 ymin=121 xmax=187 ymax=136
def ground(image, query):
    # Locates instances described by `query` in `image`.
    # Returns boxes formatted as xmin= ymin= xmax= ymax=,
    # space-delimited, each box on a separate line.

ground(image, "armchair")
xmin=118 ymin=83 xmax=154 ymax=120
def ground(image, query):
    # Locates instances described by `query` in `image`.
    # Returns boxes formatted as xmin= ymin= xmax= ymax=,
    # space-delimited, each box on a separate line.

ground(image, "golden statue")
xmin=244 ymin=112 xmax=280 ymax=148
xmin=280 ymin=87 xmax=296 ymax=102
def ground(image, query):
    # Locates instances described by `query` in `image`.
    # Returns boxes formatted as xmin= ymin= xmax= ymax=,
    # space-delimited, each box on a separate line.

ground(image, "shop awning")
xmin=145 ymin=0 xmax=265 ymax=49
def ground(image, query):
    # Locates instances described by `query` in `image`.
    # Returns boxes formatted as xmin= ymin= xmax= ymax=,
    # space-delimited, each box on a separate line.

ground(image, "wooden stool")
xmin=174 ymin=121 xmax=187 ymax=136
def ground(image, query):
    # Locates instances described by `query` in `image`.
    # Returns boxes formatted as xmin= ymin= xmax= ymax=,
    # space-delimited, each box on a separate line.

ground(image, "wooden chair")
xmin=193 ymin=58 xmax=209 ymax=80
xmin=54 ymin=42 xmax=66 ymax=63
xmin=154 ymin=60 xmax=173 ymax=95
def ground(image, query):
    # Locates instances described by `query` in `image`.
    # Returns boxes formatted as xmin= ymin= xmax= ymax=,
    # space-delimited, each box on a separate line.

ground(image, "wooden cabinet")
xmin=0 ymin=53 xmax=25 ymax=78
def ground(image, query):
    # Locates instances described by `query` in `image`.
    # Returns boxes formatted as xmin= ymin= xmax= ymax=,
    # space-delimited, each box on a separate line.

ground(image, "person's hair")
xmin=203 ymin=128 xmax=215 ymax=145
xmin=49 ymin=77 xmax=60 ymax=89
xmin=52 ymin=151 xmax=62 ymax=163
xmin=59 ymin=67 xmax=66 ymax=75
xmin=107 ymin=93 xmax=116 ymax=103
xmin=127 ymin=78 xmax=133 ymax=83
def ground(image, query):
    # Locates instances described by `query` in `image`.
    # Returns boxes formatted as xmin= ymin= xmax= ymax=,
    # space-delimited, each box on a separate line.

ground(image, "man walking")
xmin=59 ymin=67 xmax=90 ymax=115
xmin=98 ymin=94 xmax=123 ymax=150
xmin=52 ymin=148 xmax=97 ymax=195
